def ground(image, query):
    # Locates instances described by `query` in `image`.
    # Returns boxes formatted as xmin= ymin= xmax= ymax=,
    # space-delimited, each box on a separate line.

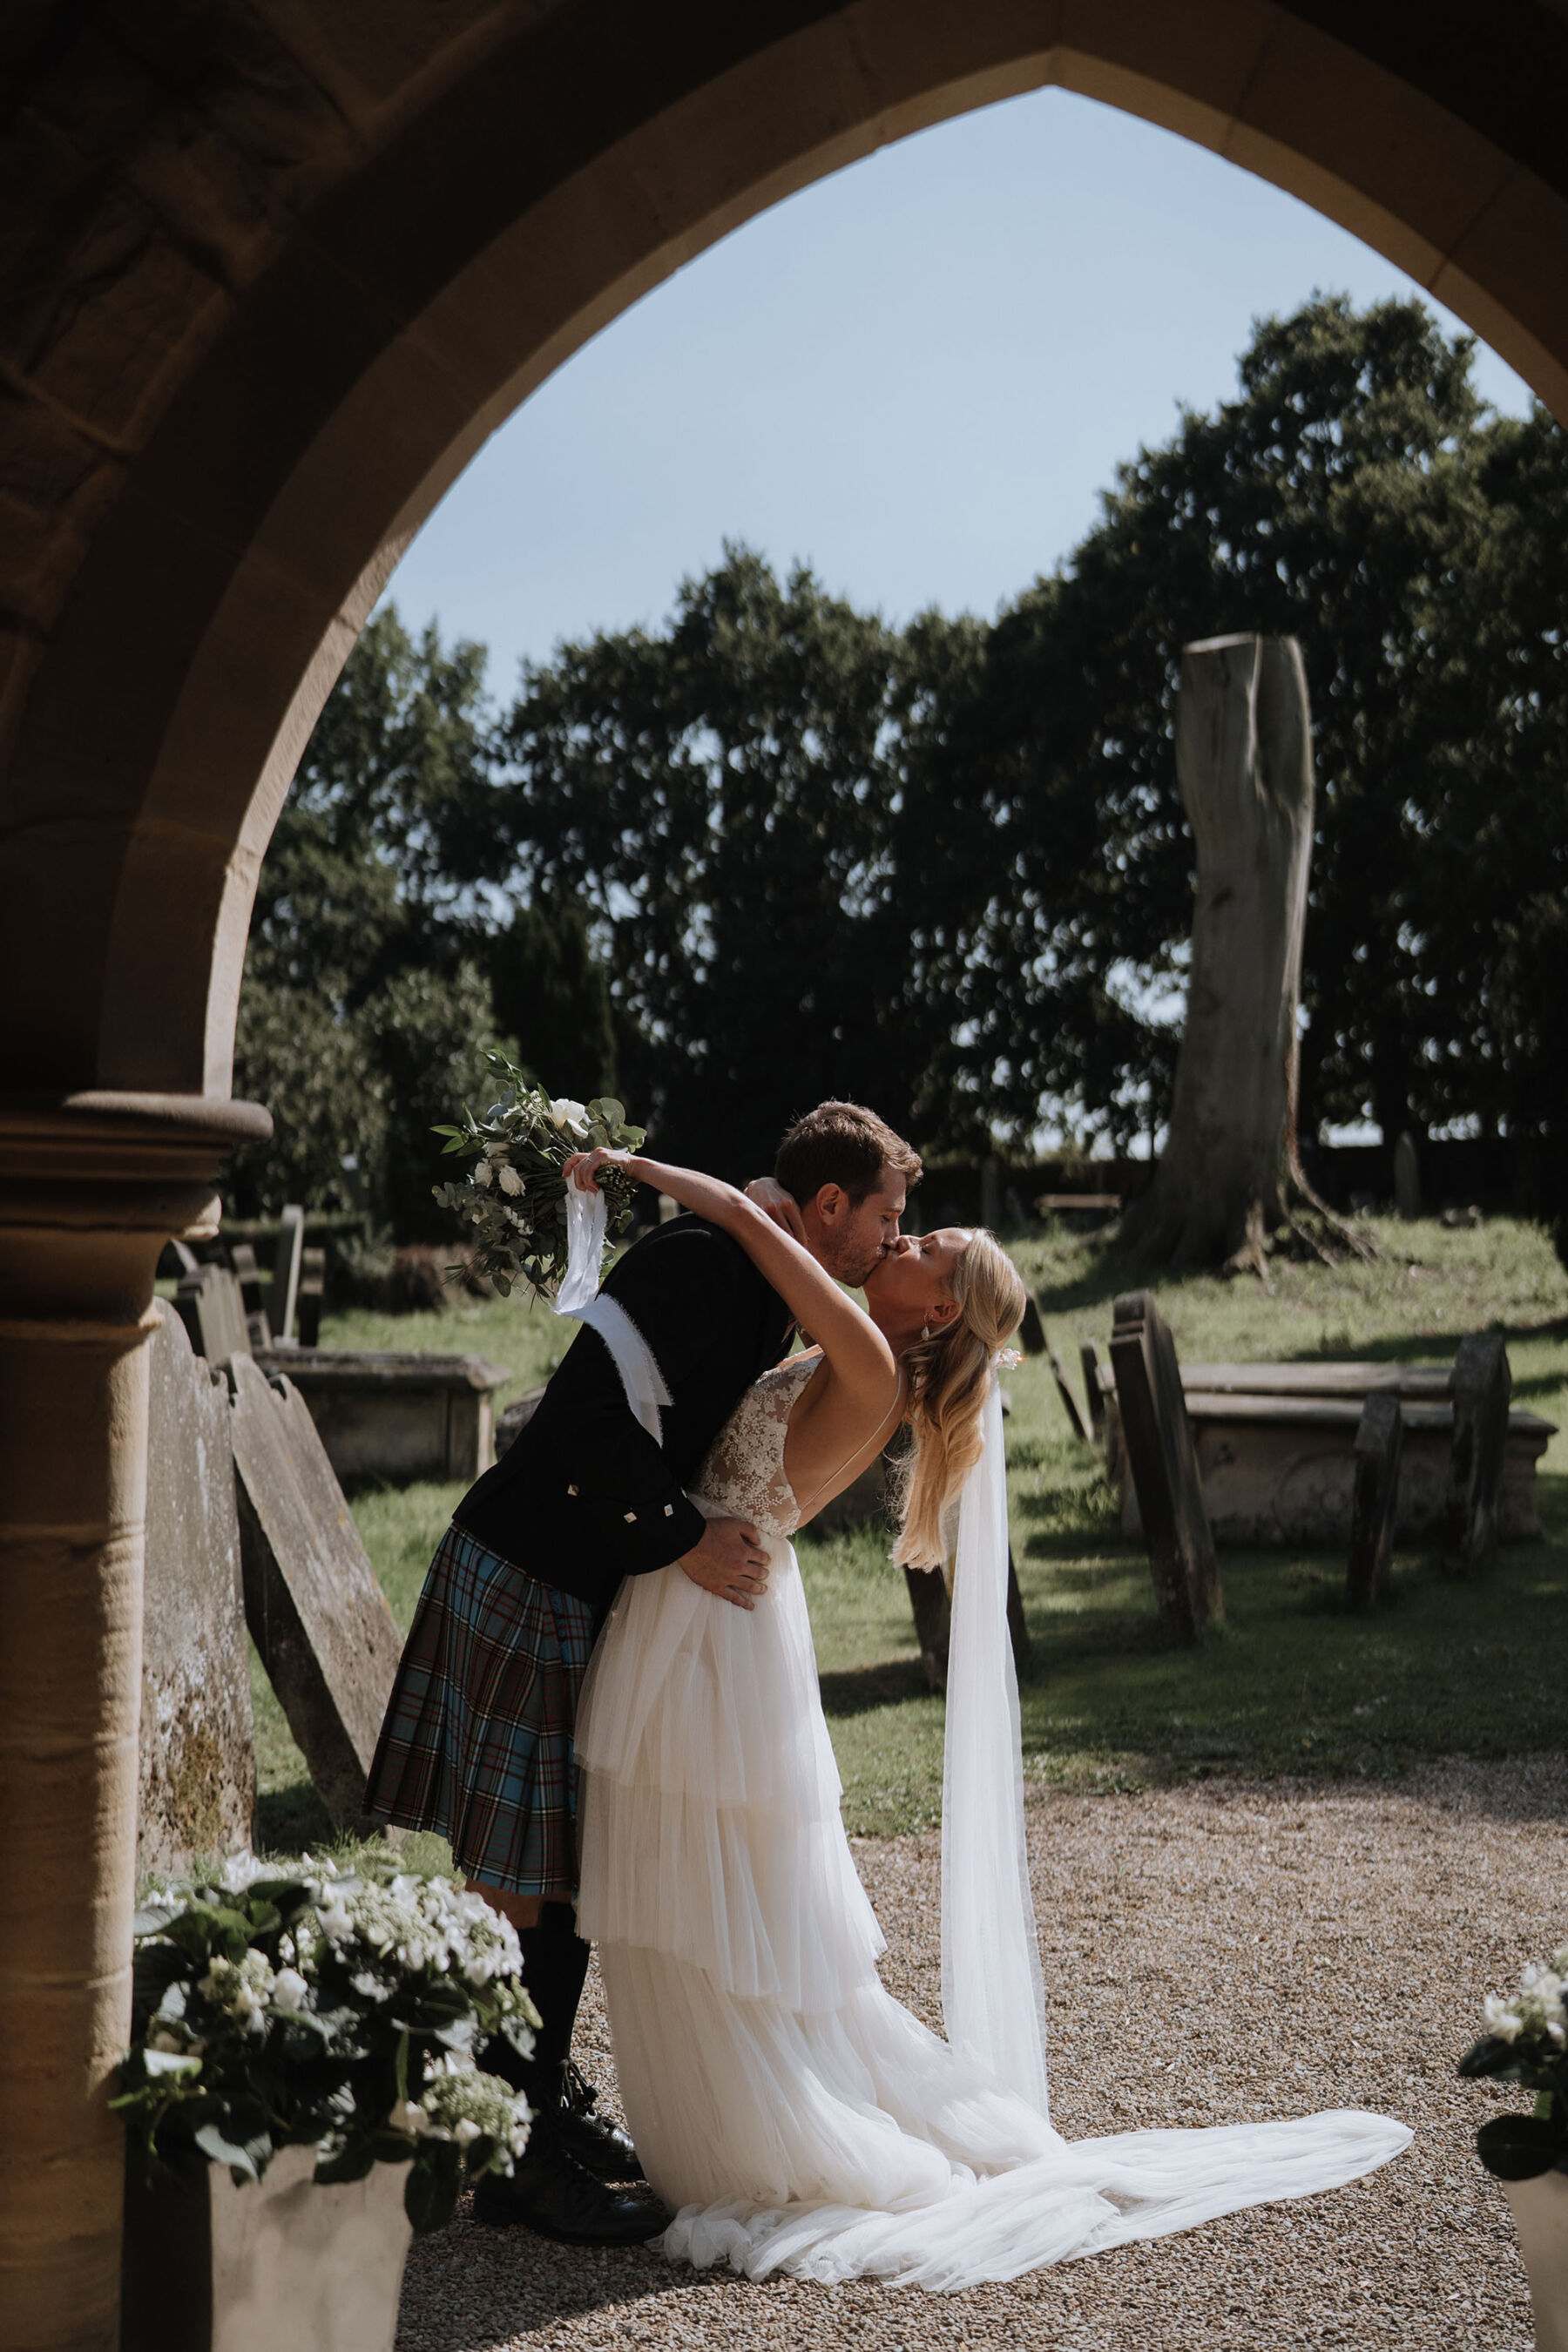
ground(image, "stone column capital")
xmin=0 ymin=1090 xmax=271 ymax=1321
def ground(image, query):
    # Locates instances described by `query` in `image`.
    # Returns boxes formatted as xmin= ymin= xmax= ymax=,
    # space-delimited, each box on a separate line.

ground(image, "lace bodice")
xmin=693 ymin=1353 xmax=823 ymax=1538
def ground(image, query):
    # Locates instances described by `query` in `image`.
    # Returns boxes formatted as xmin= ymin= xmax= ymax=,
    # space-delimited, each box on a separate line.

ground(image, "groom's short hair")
xmin=774 ymin=1101 xmax=922 ymax=1206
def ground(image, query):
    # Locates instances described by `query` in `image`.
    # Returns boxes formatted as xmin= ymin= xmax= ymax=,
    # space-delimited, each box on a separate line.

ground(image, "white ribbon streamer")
xmin=941 ymin=1373 xmax=1050 ymax=2117
xmin=553 ymin=1176 xmax=672 ymax=1443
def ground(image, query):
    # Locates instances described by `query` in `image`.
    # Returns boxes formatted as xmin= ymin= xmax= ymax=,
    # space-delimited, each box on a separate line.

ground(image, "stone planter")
xmin=1504 ymin=2169 xmax=1568 ymax=2352
xmin=122 ymin=2144 xmax=413 ymax=2352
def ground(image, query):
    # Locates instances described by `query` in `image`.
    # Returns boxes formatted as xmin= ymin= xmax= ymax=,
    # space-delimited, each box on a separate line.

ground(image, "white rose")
xmin=497 ymin=1164 xmax=524 ymax=1195
xmin=547 ymin=1098 xmax=590 ymax=1134
xmin=271 ymin=1967 xmax=308 ymax=2013
xmin=470 ymin=1159 xmax=493 ymax=1188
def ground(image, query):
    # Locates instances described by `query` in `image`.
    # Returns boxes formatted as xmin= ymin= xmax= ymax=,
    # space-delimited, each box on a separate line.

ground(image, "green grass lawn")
xmin=252 ymin=1215 xmax=1568 ymax=1850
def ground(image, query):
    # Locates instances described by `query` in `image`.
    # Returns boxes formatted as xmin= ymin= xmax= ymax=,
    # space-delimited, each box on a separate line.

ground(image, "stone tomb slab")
xmin=140 ymin=1302 xmax=255 ymax=1875
xmin=254 ymin=1346 xmax=510 ymax=1485
xmin=228 ymin=1355 xmax=403 ymax=1828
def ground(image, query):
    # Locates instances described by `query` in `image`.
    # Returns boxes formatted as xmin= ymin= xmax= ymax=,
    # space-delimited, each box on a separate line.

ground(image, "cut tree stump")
xmin=1346 ymin=1391 xmax=1403 ymax=1610
xmin=1120 ymin=635 xmax=1366 ymax=1274
xmin=1443 ymin=1332 xmax=1511 ymax=1574
xmin=229 ymin=1355 xmax=402 ymax=1827
xmin=1109 ymin=1289 xmax=1221 ymax=1643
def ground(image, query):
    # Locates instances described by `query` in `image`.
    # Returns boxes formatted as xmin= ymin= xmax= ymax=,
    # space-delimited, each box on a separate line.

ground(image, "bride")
xmin=560 ymin=1146 xmax=1409 ymax=2289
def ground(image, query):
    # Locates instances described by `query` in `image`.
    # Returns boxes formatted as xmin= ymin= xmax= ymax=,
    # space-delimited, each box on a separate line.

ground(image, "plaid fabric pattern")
xmin=364 ymin=1521 xmax=595 ymax=1899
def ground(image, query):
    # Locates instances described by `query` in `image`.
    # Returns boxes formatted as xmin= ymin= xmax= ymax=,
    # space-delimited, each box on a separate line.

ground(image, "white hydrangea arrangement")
xmin=114 ymin=1855 xmax=539 ymax=2233
xmin=430 ymin=1049 xmax=645 ymax=1298
xmin=1458 ymin=1942 xmax=1568 ymax=2181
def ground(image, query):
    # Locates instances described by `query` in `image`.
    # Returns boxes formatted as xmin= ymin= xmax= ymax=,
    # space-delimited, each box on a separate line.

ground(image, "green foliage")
xmin=241 ymin=300 xmax=1568 ymax=1206
xmin=112 ymin=1859 xmax=537 ymax=2232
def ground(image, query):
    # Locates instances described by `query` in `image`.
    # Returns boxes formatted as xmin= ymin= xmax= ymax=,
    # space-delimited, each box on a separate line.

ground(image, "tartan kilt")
xmin=364 ymin=1521 xmax=595 ymax=1899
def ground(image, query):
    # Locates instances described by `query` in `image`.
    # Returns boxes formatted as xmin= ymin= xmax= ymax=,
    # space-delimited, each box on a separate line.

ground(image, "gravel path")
xmin=397 ymin=1760 xmax=1567 ymax=2350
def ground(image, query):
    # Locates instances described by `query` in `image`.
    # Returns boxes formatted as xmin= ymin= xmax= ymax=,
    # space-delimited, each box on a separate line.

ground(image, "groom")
xmin=367 ymin=1098 xmax=920 ymax=2242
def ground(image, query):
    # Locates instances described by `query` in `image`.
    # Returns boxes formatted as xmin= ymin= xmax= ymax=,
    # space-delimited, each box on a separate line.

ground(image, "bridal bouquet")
xmin=431 ymin=1051 xmax=646 ymax=1299
xmin=1458 ymin=1941 xmax=1568 ymax=2180
xmin=112 ymin=1855 xmax=539 ymax=2233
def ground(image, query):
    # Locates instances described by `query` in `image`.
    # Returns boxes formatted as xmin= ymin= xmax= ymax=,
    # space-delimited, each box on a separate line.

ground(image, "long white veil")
xmin=942 ymin=1373 xmax=1050 ymax=2115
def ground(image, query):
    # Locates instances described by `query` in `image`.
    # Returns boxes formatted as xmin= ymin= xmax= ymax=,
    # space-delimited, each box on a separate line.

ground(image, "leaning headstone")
xmin=1346 ymin=1391 xmax=1403 ymax=1611
xmin=228 ymin=1355 xmax=403 ymax=1828
xmin=173 ymin=1262 xmax=252 ymax=1366
xmin=228 ymin=1242 xmax=273 ymax=1351
xmin=272 ymin=1203 xmax=305 ymax=1345
xmin=1080 ymin=1342 xmax=1107 ymax=1441
xmin=140 ymin=1304 xmax=254 ymax=1873
xmin=1393 ymin=1131 xmax=1422 ymax=1221
xmin=1442 ymin=1331 xmax=1511 ymax=1575
xmin=295 ymin=1247 xmax=326 ymax=1348
xmin=1109 ymin=1290 xmax=1221 ymax=1643
xmin=902 ymin=1545 xmax=1031 ymax=1694
xmin=1048 ymin=1344 xmax=1091 ymax=1443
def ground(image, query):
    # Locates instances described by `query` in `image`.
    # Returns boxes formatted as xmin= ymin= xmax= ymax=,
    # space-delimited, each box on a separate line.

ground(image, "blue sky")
xmin=380 ymin=85 xmax=1534 ymax=695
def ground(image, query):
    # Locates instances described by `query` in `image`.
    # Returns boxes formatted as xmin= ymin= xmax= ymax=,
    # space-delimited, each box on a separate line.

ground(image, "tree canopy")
xmin=236 ymin=295 xmax=1568 ymax=1226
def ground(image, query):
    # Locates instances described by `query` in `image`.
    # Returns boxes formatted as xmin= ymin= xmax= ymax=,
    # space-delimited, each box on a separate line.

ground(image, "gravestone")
xmin=173 ymin=1262 xmax=251 ymax=1367
xmin=1049 ymin=1344 xmax=1091 ymax=1443
xmin=228 ymin=1355 xmax=403 ymax=1828
xmin=140 ymin=1303 xmax=255 ymax=1873
xmin=1080 ymin=1342 xmax=1107 ymax=1441
xmin=1393 ymin=1132 xmax=1423 ymax=1221
xmin=1346 ymin=1390 xmax=1402 ymax=1611
xmin=296 ymin=1247 xmax=326 ymax=1348
xmin=1109 ymin=1290 xmax=1221 ymax=1643
xmin=228 ymin=1242 xmax=273 ymax=1351
xmin=272 ymin=1203 xmax=305 ymax=1345
xmin=1443 ymin=1331 xmax=1511 ymax=1574
xmin=902 ymin=1547 xmax=1031 ymax=1694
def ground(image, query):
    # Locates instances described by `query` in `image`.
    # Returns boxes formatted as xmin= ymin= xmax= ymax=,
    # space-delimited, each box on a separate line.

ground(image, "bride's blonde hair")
xmin=891 ymin=1230 xmax=1027 ymax=1572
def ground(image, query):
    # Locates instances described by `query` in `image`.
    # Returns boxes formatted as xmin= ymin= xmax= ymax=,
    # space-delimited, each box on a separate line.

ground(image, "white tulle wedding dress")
xmin=573 ymin=1351 xmax=1409 ymax=2290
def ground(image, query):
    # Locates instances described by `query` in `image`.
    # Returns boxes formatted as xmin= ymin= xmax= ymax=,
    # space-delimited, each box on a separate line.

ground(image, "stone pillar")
xmin=0 ymin=1092 xmax=269 ymax=2352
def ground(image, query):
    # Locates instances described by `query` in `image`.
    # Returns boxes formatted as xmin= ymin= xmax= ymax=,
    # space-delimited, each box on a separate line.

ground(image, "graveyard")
xmin=217 ymin=1207 xmax=1568 ymax=1859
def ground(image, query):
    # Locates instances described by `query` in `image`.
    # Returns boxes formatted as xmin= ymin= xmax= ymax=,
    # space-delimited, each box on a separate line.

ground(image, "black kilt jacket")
xmin=452 ymin=1213 xmax=794 ymax=1614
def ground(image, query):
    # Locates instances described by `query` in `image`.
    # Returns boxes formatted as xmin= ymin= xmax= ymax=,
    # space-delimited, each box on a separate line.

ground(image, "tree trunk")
xmin=1123 ymin=634 xmax=1364 ymax=1274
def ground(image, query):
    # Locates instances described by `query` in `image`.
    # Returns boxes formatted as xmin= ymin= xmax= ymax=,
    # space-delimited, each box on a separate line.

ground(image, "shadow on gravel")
xmin=398 ymin=2209 xmax=720 ymax=2346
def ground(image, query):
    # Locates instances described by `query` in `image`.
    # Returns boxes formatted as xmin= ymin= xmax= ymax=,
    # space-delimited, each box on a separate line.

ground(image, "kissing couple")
xmin=367 ymin=1100 xmax=1408 ymax=2288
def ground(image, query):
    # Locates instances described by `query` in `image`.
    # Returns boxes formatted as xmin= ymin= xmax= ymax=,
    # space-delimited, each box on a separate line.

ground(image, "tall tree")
xmin=492 ymin=548 xmax=933 ymax=1175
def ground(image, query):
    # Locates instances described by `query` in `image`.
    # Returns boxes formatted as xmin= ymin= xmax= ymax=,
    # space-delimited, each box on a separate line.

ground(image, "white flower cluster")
xmin=322 ymin=1872 xmax=525 ymax=1991
xmin=1483 ymin=1947 xmax=1568 ymax=2047
xmin=389 ymin=2053 xmax=531 ymax=2166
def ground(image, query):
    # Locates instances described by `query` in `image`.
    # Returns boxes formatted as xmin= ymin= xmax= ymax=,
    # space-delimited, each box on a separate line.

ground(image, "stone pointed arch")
xmin=2 ymin=0 xmax=1567 ymax=1102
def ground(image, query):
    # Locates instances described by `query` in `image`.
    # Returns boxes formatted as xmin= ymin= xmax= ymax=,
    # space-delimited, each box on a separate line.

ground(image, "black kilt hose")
xmin=365 ymin=1216 xmax=794 ymax=1898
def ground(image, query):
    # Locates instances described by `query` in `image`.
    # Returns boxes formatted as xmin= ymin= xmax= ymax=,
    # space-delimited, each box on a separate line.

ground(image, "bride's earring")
xmin=920 ymin=1323 xmax=931 ymax=1342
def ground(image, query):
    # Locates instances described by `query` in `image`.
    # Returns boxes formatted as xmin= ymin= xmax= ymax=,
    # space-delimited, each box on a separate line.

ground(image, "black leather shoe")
xmin=558 ymin=2061 xmax=645 ymax=2182
xmin=471 ymin=2147 xmax=668 ymax=2245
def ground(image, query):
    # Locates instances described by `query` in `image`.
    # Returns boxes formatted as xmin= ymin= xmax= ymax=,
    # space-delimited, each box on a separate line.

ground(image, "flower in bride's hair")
xmin=497 ymin=1163 xmax=524 ymax=1195
xmin=996 ymin=1348 xmax=1023 ymax=1369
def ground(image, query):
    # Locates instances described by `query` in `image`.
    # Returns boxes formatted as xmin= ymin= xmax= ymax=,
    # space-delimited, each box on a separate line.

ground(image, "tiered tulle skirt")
xmin=574 ymin=1530 xmax=1409 ymax=2289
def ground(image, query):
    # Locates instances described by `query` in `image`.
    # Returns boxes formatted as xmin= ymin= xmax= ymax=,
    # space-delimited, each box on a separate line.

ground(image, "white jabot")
xmin=553 ymin=1177 xmax=671 ymax=1443
xmin=942 ymin=1373 xmax=1050 ymax=2116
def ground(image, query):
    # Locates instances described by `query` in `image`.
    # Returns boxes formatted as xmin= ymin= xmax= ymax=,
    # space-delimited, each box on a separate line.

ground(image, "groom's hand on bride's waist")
xmin=679 ymin=1517 xmax=770 ymax=1608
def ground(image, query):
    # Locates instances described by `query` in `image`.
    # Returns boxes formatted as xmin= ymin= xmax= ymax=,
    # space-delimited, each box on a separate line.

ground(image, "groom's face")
xmin=812 ymin=1166 xmax=907 ymax=1288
